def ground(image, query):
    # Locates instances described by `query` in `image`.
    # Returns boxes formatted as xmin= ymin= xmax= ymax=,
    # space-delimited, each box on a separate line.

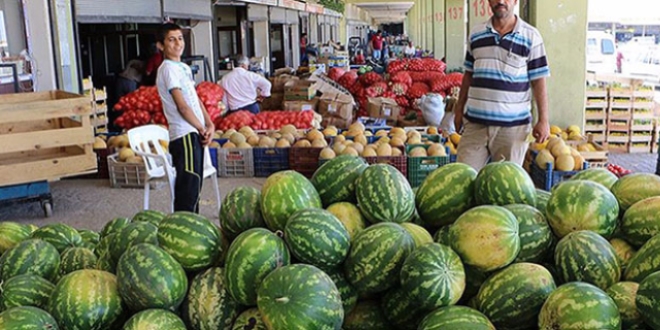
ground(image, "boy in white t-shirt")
xmin=156 ymin=23 xmax=214 ymax=213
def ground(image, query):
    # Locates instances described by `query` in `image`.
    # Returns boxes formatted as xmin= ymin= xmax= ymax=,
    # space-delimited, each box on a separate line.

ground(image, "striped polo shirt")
xmin=464 ymin=16 xmax=550 ymax=126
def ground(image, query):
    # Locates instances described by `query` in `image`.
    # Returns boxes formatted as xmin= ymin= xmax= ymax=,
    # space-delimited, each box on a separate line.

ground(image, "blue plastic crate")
xmin=530 ymin=161 xmax=588 ymax=191
xmin=254 ymin=148 xmax=290 ymax=177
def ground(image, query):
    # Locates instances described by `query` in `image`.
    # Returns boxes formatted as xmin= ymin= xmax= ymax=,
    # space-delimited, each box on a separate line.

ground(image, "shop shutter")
xmin=286 ymin=10 xmax=299 ymax=25
xmin=270 ymin=7 xmax=286 ymax=24
xmin=163 ymin=0 xmax=212 ymax=21
xmin=75 ymin=0 xmax=162 ymax=23
xmin=247 ymin=4 xmax=268 ymax=21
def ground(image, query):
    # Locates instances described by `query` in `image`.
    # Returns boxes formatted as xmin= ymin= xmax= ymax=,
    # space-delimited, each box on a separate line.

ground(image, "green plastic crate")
xmin=406 ymin=144 xmax=450 ymax=187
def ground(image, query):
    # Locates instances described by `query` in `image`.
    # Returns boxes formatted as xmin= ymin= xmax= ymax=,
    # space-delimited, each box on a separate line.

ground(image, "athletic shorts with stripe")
xmin=169 ymin=132 xmax=204 ymax=213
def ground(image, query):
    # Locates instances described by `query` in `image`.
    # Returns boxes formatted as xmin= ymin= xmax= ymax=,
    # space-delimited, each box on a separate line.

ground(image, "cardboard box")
xmin=270 ymin=74 xmax=298 ymax=93
xmin=368 ymin=97 xmax=401 ymax=125
xmin=284 ymin=80 xmax=317 ymax=101
xmin=322 ymin=116 xmax=352 ymax=130
xmin=283 ymin=97 xmax=319 ymax=111
xmin=319 ymin=92 xmax=354 ymax=121
xmin=260 ymin=92 xmax=284 ymax=111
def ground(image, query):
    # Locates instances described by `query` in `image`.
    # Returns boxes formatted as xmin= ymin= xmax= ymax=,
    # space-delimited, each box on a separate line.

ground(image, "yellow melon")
xmin=364 ymin=131 xmax=373 ymax=137
xmin=239 ymin=126 xmax=256 ymax=137
xmin=362 ymin=147 xmax=377 ymax=157
xmin=280 ymin=124 xmax=297 ymax=135
xmin=213 ymin=131 xmax=222 ymax=139
xmin=555 ymin=154 xmax=575 ymax=171
xmin=294 ymin=139 xmax=312 ymax=148
xmin=377 ymin=143 xmax=392 ymax=156
xmin=333 ymin=143 xmax=347 ymax=154
xmin=378 ymin=136 xmax=390 ymax=145
xmin=229 ymin=132 xmax=245 ymax=144
xmin=550 ymin=125 xmax=563 ymax=135
xmin=209 ymin=141 xmax=221 ymax=148
xmin=546 ymin=136 xmax=563 ymax=150
xmin=535 ymin=149 xmax=555 ymax=170
xmin=222 ymin=129 xmax=237 ymax=139
xmin=390 ymin=137 xmax=405 ymax=147
xmin=407 ymin=136 xmax=422 ymax=145
xmin=427 ymin=127 xmax=439 ymax=135
xmin=307 ymin=129 xmax=324 ymax=141
xmin=125 ymin=155 xmax=143 ymax=164
xmin=407 ymin=130 xmax=422 ymax=140
xmin=409 ymin=147 xmax=428 ymax=157
xmin=223 ymin=141 xmax=237 ymax=148
xmin=342 ymin=147 xmax=359 ymax=156
xmin=275 ymin=139 xmax=290 ymax=148
xmin=350 ymin=142 xmax=364 ymax=155
xmin=118 ymin=147 xmax=135 ymax=162
xmin=353 ymin=134 xmax=367 ymax=146
xmin=392 ymin=148 xmax=403 ymax=156
xmin=334 ymin=135 xmax=346 ymax=143
xmin=551 ymin=143 xmax=571 ymax=158
xmin=311 ymin=139 xmax=328 ymax=148
xmin=93 ymin=137 xmax=107 ymax=149
xmin=247 ymin=135 xmax=260 ymax=146
xmin=349 ymin=122 xmax=365 ymax=132
xmin=573 ymin=154 xmax=585 ymax=171
xmin=320 ymin=147 xmax=336 ymax=160
xmin=566 ymin=125 xmax=581 ymax=134
xmin=236 ymin=142 xmax=252 ymax=149
xmin=375 ymin=130 xmax=389 ymax=137
xmin=449 ymin=133 xmax=462 ymax=146
xmin=322 ymin=128 xmax=337 ymax=137
xmin=428 ymin=144 xmax=447 ymax=156
xmin=445 ymin=141 xmax=457 ymax=155
xmin=390 ymin=127 xmax=406 ymax=136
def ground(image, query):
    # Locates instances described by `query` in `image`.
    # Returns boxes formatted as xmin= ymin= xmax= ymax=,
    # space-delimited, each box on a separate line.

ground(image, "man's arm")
xmin=198 ymin=96 xmax=214 ymax=145
xmin=253 ymin=75 xmax=272 ymax=97
xmin=453 ymin=71 xmax=473 ymax=132
xmin=531 ymin=78 xmax=550 ymax=143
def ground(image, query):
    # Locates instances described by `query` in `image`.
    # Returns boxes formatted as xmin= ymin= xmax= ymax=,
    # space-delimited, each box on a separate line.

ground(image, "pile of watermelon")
xmin=2 ymin=159 xmax=660 ymax=329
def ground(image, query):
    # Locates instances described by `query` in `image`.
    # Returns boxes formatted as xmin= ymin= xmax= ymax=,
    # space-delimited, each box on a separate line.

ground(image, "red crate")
xmin=289 ymin=147 xmax=324 ymax=178
xmin=363 ymin=155 xmax=407 ymax=177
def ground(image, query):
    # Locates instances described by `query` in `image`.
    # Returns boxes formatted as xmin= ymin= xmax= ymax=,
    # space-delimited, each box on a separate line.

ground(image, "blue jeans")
xmin=373 ymin=49 xmax=382 ymax=61
xmin=230 ymin=102 xmax=260 ymax=115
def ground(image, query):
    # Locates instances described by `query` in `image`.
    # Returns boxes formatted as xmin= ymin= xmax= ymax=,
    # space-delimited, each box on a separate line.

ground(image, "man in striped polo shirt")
xmin=454 ymin=0 xmax=550 ymax=171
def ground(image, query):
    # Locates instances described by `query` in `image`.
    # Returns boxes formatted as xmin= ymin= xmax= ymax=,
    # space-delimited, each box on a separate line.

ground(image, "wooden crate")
xmin=0 ymin=91 xmax=96 ymax=186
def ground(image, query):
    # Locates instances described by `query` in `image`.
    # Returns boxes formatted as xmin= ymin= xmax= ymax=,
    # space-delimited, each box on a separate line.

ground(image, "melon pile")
xmin=2 ymin=160 xmax=660 ymax=329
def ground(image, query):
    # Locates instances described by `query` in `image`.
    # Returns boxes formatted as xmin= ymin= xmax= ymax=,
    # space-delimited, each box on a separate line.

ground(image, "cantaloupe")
xmin=311 ymin=139 xmax=327 ymax=148
xmin=334 ymin=135 xmax=346 ymax=143
xmin=535 ymin=149 xmax=555 ymax=170
xmin=572 ymin=154 xmax=585 ymax=171
xmin=320 ymin=148 xmax=336 ymax=160
xmin=390 ymin=137 xmax=405 ymax=147
xmin=375 ymin=130 xmax=389 ymax=137
xmin=275 ymin=139 xmax=290 ymax=148
xmin=93 ymin=137 xmax=107 ymax=149
xmin=333 ymin=143 xmax=346 ymax=154
xmin=294 ymin=139 xmax=312 ymax=148
xmin=119 ymin=147 xmax=135 ymax=162
xmin=409 ymin=147 xmax=427 ymax=157
xmin=377 ymin=143 xmax=392 ymax=156
xmin=280 ymin=124 xmax=297 ymax=135
xmin=342 ymin=147 xmax=359 ymax=156
xmin=247 ymin=135 xmax=260 ymax=146
xmin=428 ymin=144 xmax=447 ymax=156
xmin=223 ymin=141 xmax=237 ymax=148
xmin=258 ymin=136 xmax=276 ymax=148
xmin=350 ymin=142 xmax=364 ymax=155
xmin=392 ymin=148 xmax=402 ymax=156
xmin=237 ymin=142 xmax=252 ymax=149
xmin=307 ymin=129 xmax=324 ymax=141
xmin=427 ymin=127 xmax=438 ymax=135
xmin=555 ymin=154 xmax=575 ymax=171
xmin=362 ymin=148 xmax=377 ymax=157
xmin=229 ymin=132 xmax=246 ymax=145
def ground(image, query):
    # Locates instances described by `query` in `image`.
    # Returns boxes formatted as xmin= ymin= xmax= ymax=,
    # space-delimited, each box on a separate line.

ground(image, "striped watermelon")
xmin=77 ymin=229 xmax=100 ymax=246
xmin=625 ymin=233 xmax=660 ymax=282
xmin=0 ymin=274 xmax=54 ymax=311
xmin=157 ymin=211 xmax=222 ymax=272
xmin=284 ymin=208 xmax=350 ymax=268
xmin=449 ymin=205 xmax=520 ymax=272
xmin=503 ymin=204 xmax=554 ymax=263
xmin=356 ymin=164 xmax=415 ymax=224
xmin=400 ymin=222 xmax=433 ymax=248
xmin=94 ymin=232 xmax=115 ymax=258
xmin=224 ymin=228 xmax=291 ymax=306
xmin=475 ymin=161 xmax=536 ymax=206
xmin=219 ymin=186 xmax=265 ymax=240
xmin=261 ymin=170 xmax=322 ymax=231
xmin=555 ymin=230 xmax=621 ymax=290
xmin=109 ymin=222 xmax=159 ymax=263
xmin=31 ymin=223 xmax=82 ymax=253
xmin=610 ymin=238 xmax=636 ymax=272
xmin=131 ymin=209 xmax=166 ymax=227
xmin=312 ymin=155 xmax=368 ymax=207
xmin=571 ymin=167 xmax=619 ymax=190
xmin=381 ymin=286 xmax=427 ymax=330
xmin=0 ymin=306 xmax=59 ymax=329
xmin=611 ymin=173 xmax=660 ymax=211
xmin=325 ymin=268 xmax=358 ymax=315
xmin=535 ymin=188 xmax=550 ymax=214
xmin=344 ymin=223 xmax=415 ymax=294
xmin=0 ymin=239 xmax=60 ymax=282
xmin=546 ymin=180 xmax=619 ymax=238
xmin=182 ymin=267 xmax=241 ymax=330
xmin=418 ymin=305 xmax=495 ymax=330
xmin=123 ymin=309 xmax=186 ymax=330
xmin=636 ymin=270 xmax=660 ymax=329
xmin=400 ymin=243 xmax=465 ymax=310
xmin=326 ymin=202 xmax=367 ymax=242
xmin=257 ymin=264 xmax=344 ymax=329
xmin=621 ymin=196 xmax=660 ymax=247
xmin=433 ymin=225 xmax=451 ymax=246
xmin=99 ymin=217 xmax=131 ymax=238
xmin=538 ymin=282 xmax=620 ymax=330
xmin=342 ymin=300 xmax=388 ymax=330
xmin=607 ymin=281 xmax=645 ymax=330
xmin=415 ymin=163 xmax=477 ymax=227
xmin=476 ymin=263 xmax=556 ymax=329
xmin=95 ymin=251 xmax=116 ymax=274
xmin=25 ymin=225 xmax=38 ymax=234
xmin=48 ymin=270 xmax=125 ymax=329
xmin=56 ymin=247 xmax=97 ymax=280
xmin=116 ymin=243 xmax=188 ymax=312
xmin=0 ymin=222 xmax=31 ymax=254
xmin=232 ymin=308 xmax=267 ymax=330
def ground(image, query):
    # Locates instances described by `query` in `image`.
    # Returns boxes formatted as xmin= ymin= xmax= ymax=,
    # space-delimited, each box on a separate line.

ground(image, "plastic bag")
xmin=419 ymin=93 xmax=445 ymax=127
xmin=440 ymin=97 xmax=457 ymax=135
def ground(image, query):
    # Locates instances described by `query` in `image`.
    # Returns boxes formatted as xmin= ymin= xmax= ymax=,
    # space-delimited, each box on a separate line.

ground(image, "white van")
xmin=586 ymin=31 xmax=617 ymax=73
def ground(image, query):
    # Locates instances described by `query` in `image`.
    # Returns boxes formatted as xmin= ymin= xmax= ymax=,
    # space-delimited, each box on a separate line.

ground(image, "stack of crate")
xmin=606 ymin=86 xmax=633 ymax=153
xmin=629 ymin=89 xmax=656 ymax=153
xmin=82 ymin=77 xmax=108 ymax=134
xmin=584 ymin=87 xmax=608 ymax=143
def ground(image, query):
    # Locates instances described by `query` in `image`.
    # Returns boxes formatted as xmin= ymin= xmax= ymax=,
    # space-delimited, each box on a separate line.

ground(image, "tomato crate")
xmin=406 ymin=145 xmax=450 ymax=187
xmin=289 ymin=147 xmax=324 ymax=178
xmin=253 ymin=147 xmax=290 ymax=177
xmin=530 ymin=161 xmax=587 ymax=191
xmin=218 ymin=148 xmax=254 ymax=177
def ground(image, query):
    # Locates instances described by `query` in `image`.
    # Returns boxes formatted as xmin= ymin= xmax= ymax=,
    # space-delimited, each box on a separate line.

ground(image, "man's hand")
xmin=201 ymin=122 xmax=215 ymax=146
xmin=532 ymin=120 xmax=550 ymax=143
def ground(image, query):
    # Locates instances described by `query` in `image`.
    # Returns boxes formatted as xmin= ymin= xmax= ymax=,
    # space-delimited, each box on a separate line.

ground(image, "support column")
xmin=433 ymin=0 xmax=446 ymax=59
xmin=192 ymin=20 xmax=215 ymax=83
xmin=444 ymin=0 xmax=466 ymax=70
xmin=425 ymin=0 xmax=433 ymax=53
xmin=24 ymin=0 xmax=57 ymax=91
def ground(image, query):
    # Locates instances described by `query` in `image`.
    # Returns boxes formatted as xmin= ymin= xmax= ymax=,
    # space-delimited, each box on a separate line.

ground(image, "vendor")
xmin=219 ymin=55 xmax=272 ymax=115
xmin=404 ymin=41 xmax=416 ymax=58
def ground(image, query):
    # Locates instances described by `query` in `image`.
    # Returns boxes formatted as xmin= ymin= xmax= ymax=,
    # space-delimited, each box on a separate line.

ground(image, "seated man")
xmin=219 ymin=55 xmax=272 ymax=114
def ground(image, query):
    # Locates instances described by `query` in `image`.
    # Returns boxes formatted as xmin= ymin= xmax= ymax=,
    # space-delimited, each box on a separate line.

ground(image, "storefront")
xmin=247 ymin=2 xmax=272 ymax=74
xmin=0 ymin=0 xmax=33 ymax=93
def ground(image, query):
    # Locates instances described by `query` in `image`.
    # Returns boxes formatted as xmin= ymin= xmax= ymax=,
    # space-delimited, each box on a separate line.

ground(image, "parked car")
xmin=586 ymin=31 xmax=617 ymax=73
xmin=621 ymin=46 xmax=660 ymax=82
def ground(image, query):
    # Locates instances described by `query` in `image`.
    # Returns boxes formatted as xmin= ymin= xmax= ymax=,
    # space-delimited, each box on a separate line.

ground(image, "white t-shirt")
xmin=219 ymin=67 xmax=272 ymax=110
xmin=157 ymin=60 xmax=205 ymax=140
xmin=404 ymin=46 xmax=416 ymax=56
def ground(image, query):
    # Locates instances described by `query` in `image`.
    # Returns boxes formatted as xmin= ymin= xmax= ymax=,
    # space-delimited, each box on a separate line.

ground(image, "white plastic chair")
xmin=127 ymin=125 xmax=220 ymax=213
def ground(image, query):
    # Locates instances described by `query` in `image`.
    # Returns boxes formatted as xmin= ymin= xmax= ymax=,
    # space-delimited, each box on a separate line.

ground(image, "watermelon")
xmin=182 ymin=267 xmax=241 ymax=330
xmin=311 ymin=155 xmax=368 ymax=206
xmin=538 ymin=282 xmax=620 ymax=330
xmin=261 ymin=170 xmax=322 ymax=231
xmin=157 ymin=211 xmax=222 ymax=272
xmin=0 ymin=274 xmax=54 ymax=311
xmin=0 ymin=222 xmax=31 ymax=254
xmin=123 ymin=309 xmax=186 ymax=330
xmin=25 ymin=225 xmax=38 ymax=234
xmin=625 ymin=234 xmax=660 ymax=282
xmin=610 ymin=238 xmax=636 ymax=271
xmin=381 ymin=286 xmax=427 ymax=330
xmin=99 ymin=217 xmax=131 ymax=238
xmin=344 ymin=223 xmax=415 ymax=294
xmin=219 ymin=186 xmax=265 ymax=239
xmin=400 ymin=243 xmax=465 ymax=310
xmin=415 ymin=163 xmax=477 ymax=227
xmin=232 ymin=308 xmax=267 ymax=330
xmin=621 ymin=196 xmax=660 ymax=247
xmin=570 ymin=167 xmax=619 ymax=190
xmin=326 ymin=202 xmax=367 ymax=242
xmin=433 ymin=225 xmax=451 ymax=246
xmin=476 ymin=263 xmax=556 ymax=329
xmin=555 ymin=230 xmax=621 ymax=290
xmin=607 ymin=281 xmax=645 ymax=330
xmin=116 ymin=243 xmax=188 ymax=312
xmin=224 ymin=228 xmax=291 ymax=306
xmin=0 ymin=239 xmax=60 ymax=282
xmin=77 ymin=229 xmax=100 ymax=246
xmin=355 ymin=164 xmax=415 ymax=224
xmin=94 ymin=232 xmax=115 ymax=258
xmin=131 ymin=209 xmax=166 ymax=226
xmin=400 ymin=222 xmax=433 ymax=248
xmin=109 ymin=221 xmax=159 ymax=263
xmin=31 ymin=223 xmax=82 ymax=253
xmin=636 ymin=270 xmax=660 ymax=329
xmin=449 ymin=205 xmax=520 ymax=272
xmin=95 ymin=250 xmax=116 ymax=274
xmin=56 ymin=247 xmax=97 ymax=280
xmin=342 ymin=300 xmax=388 ymax=330
xmin=503 ymin=204 xmax=553 ymax=263
xmin=546 ymin=180 xmax=619 ymax=238
xmin=611 ymin=173 xmax=660 ymax=211
xmin=475 ymin=161 xmax=536 ymax=206
xmin=460 ymin=265 xmax=489 ymax=304
xmin=535 ymin=188 xmax=550 ymax=214
xmin=0 ymin=306 xmax=59 ymax=329
xmin=257 ymin=264 xmax=344 ymax=330
xmin=284 ymin=208 xmax=350 ymax=268
xmin=325 ymin=268 xmax=358 ymax=315
xmin=418 ymin=305 xmax=495 ymax=330
xmin=48 ymin=270 xmax=125 ymax=330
